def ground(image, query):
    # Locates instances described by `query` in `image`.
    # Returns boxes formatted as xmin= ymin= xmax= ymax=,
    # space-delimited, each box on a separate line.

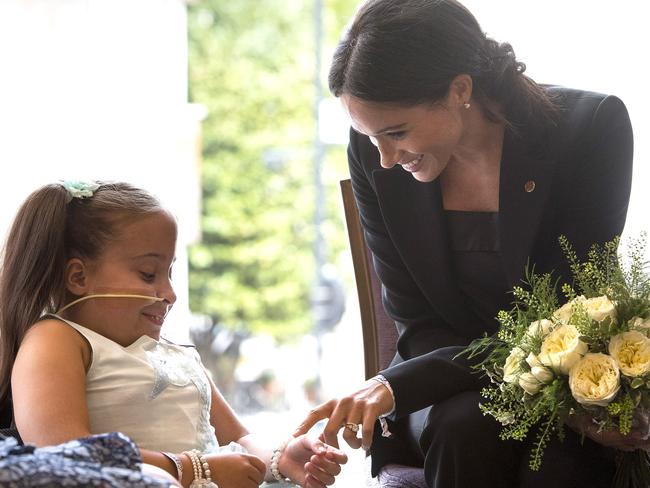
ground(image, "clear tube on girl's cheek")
xmin=57 ymin=287 xmax=166 ymax=314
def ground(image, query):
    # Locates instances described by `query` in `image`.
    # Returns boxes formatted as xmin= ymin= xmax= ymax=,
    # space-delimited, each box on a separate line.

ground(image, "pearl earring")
xmin=463 ymin=102 xmax=471 ymax=109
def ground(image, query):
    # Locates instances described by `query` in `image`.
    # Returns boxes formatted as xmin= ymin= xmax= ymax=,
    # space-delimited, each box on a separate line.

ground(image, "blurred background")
xmin=0 ymin=1 xmax=647 ymax=485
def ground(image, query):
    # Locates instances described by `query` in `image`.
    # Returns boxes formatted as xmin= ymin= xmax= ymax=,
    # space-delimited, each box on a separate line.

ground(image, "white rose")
xmin=538 ymin=323 xmax=588 ymax=375
xmin=608 ymin=330 xmax=650 ymax=377
xmin=526 ymin=353 xmax=554 ymax=384
xmin=519 ymin=372 xmax=543 ymax=395
xmin=582 ymin=295 xmax=617 ymax=323
xmin=552 ymin=296 xmax=586 ymax=324
xmin=502 ymin=347 xmax=525 ymax=384
xmin=526 ymin=319 xmax=555 ymax=338
xmin=569 ymin=353 xmax=620 ymax=406
xmin=630 ymin=316 xmax=650 ymax=336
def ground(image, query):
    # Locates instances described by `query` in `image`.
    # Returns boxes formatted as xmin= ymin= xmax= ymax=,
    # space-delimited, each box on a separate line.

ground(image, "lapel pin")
xmin=524 ymin=180 xmax=536 ymax=193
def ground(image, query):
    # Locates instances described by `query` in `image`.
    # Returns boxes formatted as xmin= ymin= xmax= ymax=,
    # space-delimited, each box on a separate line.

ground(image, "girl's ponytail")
xmin=0 ymin=184 xmax=70 ymax=408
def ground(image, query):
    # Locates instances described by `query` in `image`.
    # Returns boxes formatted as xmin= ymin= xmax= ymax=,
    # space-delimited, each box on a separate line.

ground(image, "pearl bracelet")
xmin=270 ymin=437 xmax=292 ymax=482
xmin=183 ymin=449 xmax=217 ymax=488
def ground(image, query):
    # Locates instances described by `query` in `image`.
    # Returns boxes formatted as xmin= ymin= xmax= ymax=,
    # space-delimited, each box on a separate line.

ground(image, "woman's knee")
xmin=421 ymin=391 xmax=498 ymax=450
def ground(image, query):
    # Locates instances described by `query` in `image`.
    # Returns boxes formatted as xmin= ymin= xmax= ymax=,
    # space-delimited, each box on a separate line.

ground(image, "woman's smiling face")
xmin=341 ymin=93 xmax=467 ymax=183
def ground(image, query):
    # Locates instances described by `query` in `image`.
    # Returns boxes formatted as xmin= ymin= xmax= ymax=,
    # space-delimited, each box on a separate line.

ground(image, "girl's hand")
xmin=206 ymin=452 xmax=266 ymax=488
xmin=566 ymin=410 xmax=650 ymax=452
xmin=293 ymin=380 xmax=394 ymax=451
xmin=279 ymin=435 xmax=348 ymax=488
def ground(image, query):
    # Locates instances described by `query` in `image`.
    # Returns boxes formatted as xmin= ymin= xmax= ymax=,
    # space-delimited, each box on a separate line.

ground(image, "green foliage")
xmin=186 ymin=1 xmax=354 ymax=340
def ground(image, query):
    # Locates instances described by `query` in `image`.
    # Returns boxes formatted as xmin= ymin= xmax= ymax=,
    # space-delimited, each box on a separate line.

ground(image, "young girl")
xmin=0 ymin=181 xmax=347 ymax=488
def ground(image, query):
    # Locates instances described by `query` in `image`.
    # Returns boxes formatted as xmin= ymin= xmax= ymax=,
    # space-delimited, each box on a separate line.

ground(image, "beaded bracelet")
xmin=161 ymin=451 xmax=183 ymax=482
xmin=183 ymin=449 xmax=217 ymax=488
xmin=270 ymin=437 xmax=292 ymax=482
xmin=199 ymin=451 xmax=214 ymax=485
xmin=183 ymin=449 xmax=202 ymax=486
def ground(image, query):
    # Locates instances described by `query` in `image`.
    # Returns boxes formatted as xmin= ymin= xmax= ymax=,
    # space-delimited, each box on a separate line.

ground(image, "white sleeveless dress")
xmin=52 ymin=315 xmax=298 ymax=487
xmin=52 ymin=314 xmax=219 ymax=454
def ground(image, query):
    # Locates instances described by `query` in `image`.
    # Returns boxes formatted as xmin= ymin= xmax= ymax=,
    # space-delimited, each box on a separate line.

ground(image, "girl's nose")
xmin=160 ymin=282 xmax=177 ymax=308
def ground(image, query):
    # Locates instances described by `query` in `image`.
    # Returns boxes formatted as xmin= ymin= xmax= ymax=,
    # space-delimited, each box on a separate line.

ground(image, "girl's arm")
xmin=12 ymin=319 xmax=94 ymax=445
xmin=12 ymin=320 xmax=188 ymax=486
xmin=205 ymin=371 xmax=347 ymax=487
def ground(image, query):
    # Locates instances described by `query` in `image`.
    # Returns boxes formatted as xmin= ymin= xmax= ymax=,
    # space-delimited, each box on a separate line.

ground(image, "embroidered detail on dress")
xmin=144 ymin=342 xmax=195 ymax=399
xmin=143 ymin=341 xmax=218 ymax=453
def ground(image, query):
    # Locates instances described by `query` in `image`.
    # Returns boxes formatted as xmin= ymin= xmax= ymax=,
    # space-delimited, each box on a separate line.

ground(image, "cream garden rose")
xmin=630 ymin=316 xmax=650 ymax=336
xmin=569 ymin=353 xmax=620 ymax=406
xmin=526 ymin=319 xmax=554 ymax=338
xmin=538 ymin=323 xmax=588 ymax=375
xmin=552 ymin=295 xmax=585 ymax=324
xmin=582 ymin=295 xmax=617 ymax=323
xmin=519 ymin=372 xmax=544 ymax=395
xmin=608 ymin=330 xmax=650 ymax=377
xmin=518 ymin=353 xmax=554 ymax=395
xmin=503 ymin=347 xmax=525 ymax=384
xmin=526 ymin=353 xmax=554 ymax=384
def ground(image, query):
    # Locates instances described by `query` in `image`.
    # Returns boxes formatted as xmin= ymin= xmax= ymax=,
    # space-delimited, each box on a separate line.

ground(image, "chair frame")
xmin=340 ymin=179 xmax=382 ymax=379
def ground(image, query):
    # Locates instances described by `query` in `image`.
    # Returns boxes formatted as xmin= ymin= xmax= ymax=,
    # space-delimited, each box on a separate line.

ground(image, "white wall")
xmin=0 ymin=0 xmax=201 ymax=342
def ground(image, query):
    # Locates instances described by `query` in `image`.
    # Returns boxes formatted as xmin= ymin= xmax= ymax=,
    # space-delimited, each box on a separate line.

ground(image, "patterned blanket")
xmin=0 ymin=432 xmax=172 ymax=487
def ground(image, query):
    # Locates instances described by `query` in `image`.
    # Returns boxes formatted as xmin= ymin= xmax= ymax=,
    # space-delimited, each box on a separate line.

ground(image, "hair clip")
xmin=61 ymin=180 xmax=100 ymax=200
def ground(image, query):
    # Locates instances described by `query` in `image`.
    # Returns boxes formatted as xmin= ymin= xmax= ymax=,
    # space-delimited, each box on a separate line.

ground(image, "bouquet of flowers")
xmin=465 ymin=235 xmax=650 ymax=487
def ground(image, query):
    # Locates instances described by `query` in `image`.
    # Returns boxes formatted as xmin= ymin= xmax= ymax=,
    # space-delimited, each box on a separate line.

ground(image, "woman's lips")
xmin=400 ymin=154 xmax=424 ymax=173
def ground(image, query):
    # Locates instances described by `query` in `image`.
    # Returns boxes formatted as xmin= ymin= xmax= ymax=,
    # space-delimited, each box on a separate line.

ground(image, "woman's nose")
xmin=376 ymin=138 xmax=400 ymax=168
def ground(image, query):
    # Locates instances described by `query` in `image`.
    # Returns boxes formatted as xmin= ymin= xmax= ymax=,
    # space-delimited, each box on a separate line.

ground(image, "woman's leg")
xmin=518 ymin=427 xmax=616 ymax=488
xmin=419 ymin=391 xmax=519 ymax=488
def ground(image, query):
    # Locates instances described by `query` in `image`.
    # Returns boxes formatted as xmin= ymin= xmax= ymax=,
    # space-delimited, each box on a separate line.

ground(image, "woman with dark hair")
xmin=295 ymin=0 xmax=635 ymax=487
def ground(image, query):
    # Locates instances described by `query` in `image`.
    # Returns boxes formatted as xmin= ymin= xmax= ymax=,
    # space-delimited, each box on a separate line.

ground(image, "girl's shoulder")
xmin=21 ymin=318 xmax=92 ymax=370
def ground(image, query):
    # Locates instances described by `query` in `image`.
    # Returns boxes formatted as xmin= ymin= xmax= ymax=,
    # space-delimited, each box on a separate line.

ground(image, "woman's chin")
xmin=410 ymin=170 xmax=436 ymax=183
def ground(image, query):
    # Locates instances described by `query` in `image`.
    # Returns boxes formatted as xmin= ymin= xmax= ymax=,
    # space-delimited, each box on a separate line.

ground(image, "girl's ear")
xmin=65 ymin=258 xmax=90 ymax=296
xmin=447 ymin=74 xmax=473 ymax=108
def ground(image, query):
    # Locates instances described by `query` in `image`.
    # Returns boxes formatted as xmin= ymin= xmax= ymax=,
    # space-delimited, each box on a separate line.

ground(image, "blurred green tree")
xmin=187 ymin=0 xmax=355 ymax=341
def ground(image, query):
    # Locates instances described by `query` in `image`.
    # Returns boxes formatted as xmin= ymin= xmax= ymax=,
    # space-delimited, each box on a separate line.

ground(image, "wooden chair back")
xmin=340 ymin=179 xmax=398 ymax=379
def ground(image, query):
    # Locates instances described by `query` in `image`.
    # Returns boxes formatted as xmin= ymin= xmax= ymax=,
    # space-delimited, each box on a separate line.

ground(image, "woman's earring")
xmin=463 ymin=102 xmax=471 ymax=109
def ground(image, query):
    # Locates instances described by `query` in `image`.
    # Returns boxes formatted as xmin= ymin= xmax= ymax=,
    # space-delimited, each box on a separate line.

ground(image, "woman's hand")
xmin=566 ymin=410 xmax=650 ymax=452
xmin=279 ymin=435 xmax=348 ymax=488
xmin=293 ymin=379 xmax=394 ymax=451
xmin=206 ymin=452 xmax=266 ymax=488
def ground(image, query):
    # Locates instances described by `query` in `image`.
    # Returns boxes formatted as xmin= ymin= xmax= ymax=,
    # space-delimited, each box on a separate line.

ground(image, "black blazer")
xmin=347 ymin=87 xmax=633 ymax=471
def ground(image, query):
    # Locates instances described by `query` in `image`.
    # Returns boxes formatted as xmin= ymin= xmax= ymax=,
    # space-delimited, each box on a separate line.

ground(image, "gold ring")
xmin=344 ymin=422 xmax=359 ymax=433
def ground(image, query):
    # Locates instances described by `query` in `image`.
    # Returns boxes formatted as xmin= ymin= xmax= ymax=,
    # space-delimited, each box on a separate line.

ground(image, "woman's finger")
xmin=341 ymin=420 xmax=363 ymax=449
xmin=294 ymin=399 xmax=338 ymax=437
xmin=322 ymin=397 xmax=355 ymax=448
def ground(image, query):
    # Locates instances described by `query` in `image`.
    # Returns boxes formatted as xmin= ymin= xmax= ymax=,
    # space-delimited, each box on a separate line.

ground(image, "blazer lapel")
xmin=372 ymin=167 xmax=476 ymax=331
xmin=499 ymin=131 xmax=556 ymax=289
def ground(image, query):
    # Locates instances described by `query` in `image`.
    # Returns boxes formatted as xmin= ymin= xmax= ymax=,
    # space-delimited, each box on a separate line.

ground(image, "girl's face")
xmin=66 ymin=210 xmax=178 ymax=346
xmin=341 ymin=93 xmax=466 ymax=183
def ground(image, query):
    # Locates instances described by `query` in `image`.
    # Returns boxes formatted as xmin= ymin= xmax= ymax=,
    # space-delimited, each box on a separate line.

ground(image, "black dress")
xmin=399 ymin=211 xmax=616 ymax=488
